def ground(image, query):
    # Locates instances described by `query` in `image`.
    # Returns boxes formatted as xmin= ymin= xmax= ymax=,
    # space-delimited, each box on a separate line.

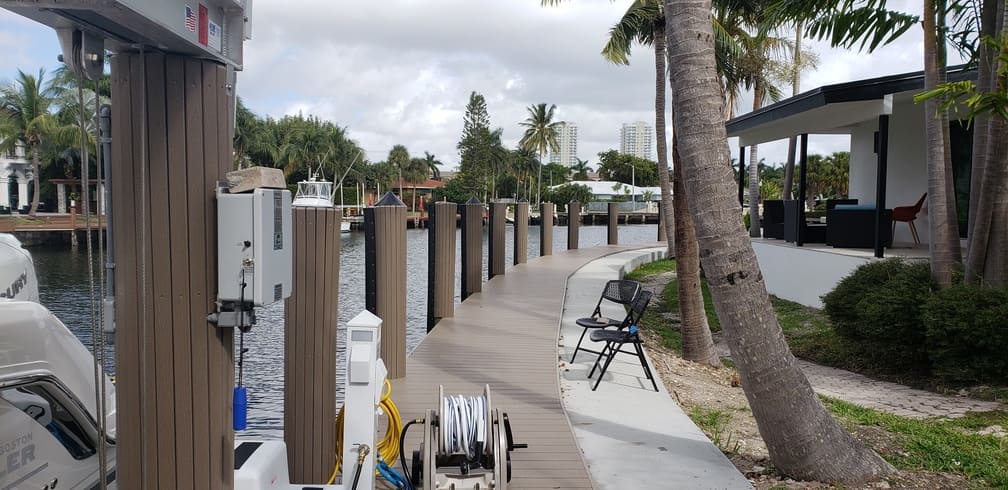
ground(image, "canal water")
xmin=33 ymin=224 xmax=659 ymax=438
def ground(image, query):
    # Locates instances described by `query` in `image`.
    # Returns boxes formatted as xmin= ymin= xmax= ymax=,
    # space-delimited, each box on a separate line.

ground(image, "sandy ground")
xmin=636 ymin=272 xmax=975 ymax=489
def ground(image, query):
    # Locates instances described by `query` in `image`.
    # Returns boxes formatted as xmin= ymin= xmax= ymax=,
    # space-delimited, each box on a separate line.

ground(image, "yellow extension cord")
xmin=327 ymin=379 xmax=404 ymax=485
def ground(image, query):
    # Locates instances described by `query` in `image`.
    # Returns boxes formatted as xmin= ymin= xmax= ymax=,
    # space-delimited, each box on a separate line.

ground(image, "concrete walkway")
xmin=559 ymin=248 xmax=751 ymax=490
xmin=798 ymin=360 xmax=1007 ymax=419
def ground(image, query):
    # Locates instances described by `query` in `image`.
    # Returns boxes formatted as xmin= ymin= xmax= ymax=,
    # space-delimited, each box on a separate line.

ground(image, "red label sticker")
xmin=198 ymin=4 xmax=209 ymax=46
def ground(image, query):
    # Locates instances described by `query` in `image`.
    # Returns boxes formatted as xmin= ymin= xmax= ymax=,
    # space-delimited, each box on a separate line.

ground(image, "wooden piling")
xmin=540 ymin=203 xmax=554 ymax=257
xmin=427 ymin=201 xmax=456 ymax=331
xmin=608 ymin=202 xmax=618 ymax=245
xmin=364 ymin=192 xmax=407 ymax=378
xmin=460 ymin=197 xmax=483 ymax=300
xmin=514 ymin=200 xmax=529 ymax=265
xmin=488 ymin=202 xmax=506 ymax=279
xmin=111 ymin=53 xmax=234 ymax=489
xmin=283 ymin=207 xmax=340 ymax=483
xmin=568 ymin=201 xmax=581 ymax=250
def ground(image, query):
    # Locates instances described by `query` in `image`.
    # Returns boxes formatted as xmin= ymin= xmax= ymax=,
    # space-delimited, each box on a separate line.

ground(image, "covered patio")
xmin=727 ymin=66 xmax=974 ymax=259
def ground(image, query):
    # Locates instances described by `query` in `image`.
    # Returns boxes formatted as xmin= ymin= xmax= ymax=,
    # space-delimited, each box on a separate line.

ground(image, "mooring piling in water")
xmin=460 ymin=197 xmax=483 ymax=301
xmin=540 ymin=202 xmax=554 ymax=257
xmin=284 ymin=207 xmax=340 ymax=482
xmin=608 ymin=202 xmax=619 ymax=245
xmin=568 ymin=201 xmax=581 ymax=250
xmin=364 ymin=192 xmax=407 ymax=378
xmin=514 ymin=200 xmax=529 ymax=265
xmin=488 ymin=202 xmax=506 ymax=280
xmin=427 ymin=201 xmax=456 ymax=332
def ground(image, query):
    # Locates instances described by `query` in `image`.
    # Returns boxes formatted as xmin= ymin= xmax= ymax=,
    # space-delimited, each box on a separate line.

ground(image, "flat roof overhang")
xmin=726 ymin=66 xmax=975 ymax=146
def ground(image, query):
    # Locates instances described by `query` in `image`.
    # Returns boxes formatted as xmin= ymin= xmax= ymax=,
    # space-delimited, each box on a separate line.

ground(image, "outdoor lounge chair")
xmin=892 ymin=193 xmax=927 ymax=245
xmin=826 ymin=205 xmax=893 ymax=248
xmin=762 ymin=200 xmax=785 ymax=239
xmin=570 ymin=279 xmax=641 ymax=363
xmin=586 ymin=290 xmax=658 ymax=392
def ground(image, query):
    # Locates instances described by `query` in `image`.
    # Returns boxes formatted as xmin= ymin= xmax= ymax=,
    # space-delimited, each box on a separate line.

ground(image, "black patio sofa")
xmin=782 ymin=200 xmax=826 ymax=243
xmin=761 ymin=200 xmax=786 ymax=239
xmin=826 ymin=204 xmax=893 ymax=248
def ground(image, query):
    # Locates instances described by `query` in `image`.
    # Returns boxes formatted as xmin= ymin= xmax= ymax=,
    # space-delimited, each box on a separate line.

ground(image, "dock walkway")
xmin=390 ymin=245 xmax=662 ymax=489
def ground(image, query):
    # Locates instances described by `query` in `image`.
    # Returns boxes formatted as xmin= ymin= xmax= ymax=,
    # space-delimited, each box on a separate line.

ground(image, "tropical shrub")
xmin=822 ymin=260 xmax=934 ymax=374
xmin=922 ymin=285 xmax=1008 ymax=384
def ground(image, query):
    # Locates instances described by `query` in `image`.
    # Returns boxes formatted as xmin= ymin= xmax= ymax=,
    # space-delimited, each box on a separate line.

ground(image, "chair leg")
xmin=909 ymin=220 xmax=920 ymax=245
xmin=570 ymin=328 xmax=590 ymax=363
xmin=592 ymin=342 xmax=620 ymax=391
xmin=588 ymin=341 xmax=611 ymax=379
xmin=634 ymin=342 xmax=659 ymax=392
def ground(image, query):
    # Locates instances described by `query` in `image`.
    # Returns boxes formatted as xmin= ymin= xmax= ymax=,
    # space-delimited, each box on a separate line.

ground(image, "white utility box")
xmin=217 ymin=188 xmax=292 ymax=306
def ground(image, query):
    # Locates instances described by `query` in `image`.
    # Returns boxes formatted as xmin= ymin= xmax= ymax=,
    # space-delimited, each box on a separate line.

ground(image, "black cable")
xmin=399 ymin=418 xmax=422 ymax=490
xmin=350 ymin=461 xmax=365 ymax=490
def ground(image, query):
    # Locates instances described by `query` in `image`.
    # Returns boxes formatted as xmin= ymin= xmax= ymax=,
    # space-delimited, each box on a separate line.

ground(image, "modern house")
xmin=726 ymin=67 xmax=973 ymax=307
xmin=0 ymin=143 xmax=32 ymax=213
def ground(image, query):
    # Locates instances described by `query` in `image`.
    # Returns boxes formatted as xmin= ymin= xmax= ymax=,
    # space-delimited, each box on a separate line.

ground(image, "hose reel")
xmin=412 ymin=385 xmax=526 ymax=490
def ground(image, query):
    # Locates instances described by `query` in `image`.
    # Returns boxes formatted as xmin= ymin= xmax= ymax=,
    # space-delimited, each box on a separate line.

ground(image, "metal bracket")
xmin=207 ymin=305 xmax=255 ymax=330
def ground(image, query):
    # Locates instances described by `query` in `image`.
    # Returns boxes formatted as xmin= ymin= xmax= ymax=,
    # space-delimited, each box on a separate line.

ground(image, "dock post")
xmin=70 ymin=204 xmax=78 ymax=249
xmin=110 ymin=53 xmax=235 ymax=488
xmin=284 ymin=207 xmax=340 ymax=483
xmin=364 ymin=192 xmax=407 ymax=378
xmin=608 ymin=202 xmax=618 ymax=245
xmin=460 ymin=197 xmax=483 ymax=301
xmin=427 ymin=201 xmax=456 ymax=331
xmin=568 ymin=201 xmax=581 ymax=250
xmin=514 ymin=200 xmax=529 ymax=265
xmin=488 ymin=202 xmax=506 ymax=279
xmin=540 ymin=202 xmax=554 ymax=256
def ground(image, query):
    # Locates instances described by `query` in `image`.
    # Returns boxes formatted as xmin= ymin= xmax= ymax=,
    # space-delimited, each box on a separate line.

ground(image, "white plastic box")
xmin=217 ymin=188 xmax=292 ymax=306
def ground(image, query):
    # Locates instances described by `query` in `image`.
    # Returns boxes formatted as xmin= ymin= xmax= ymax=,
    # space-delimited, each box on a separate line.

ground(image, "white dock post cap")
xmin=347 ymin=310 xmax=383 ymax=329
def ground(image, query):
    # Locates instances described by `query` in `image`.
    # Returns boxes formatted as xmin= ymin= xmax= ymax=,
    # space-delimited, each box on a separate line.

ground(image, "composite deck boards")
xmin=390 ymin=245 xmax=652 ymax=490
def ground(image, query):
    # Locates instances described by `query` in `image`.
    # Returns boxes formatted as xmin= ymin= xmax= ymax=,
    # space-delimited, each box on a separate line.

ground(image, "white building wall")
xmin=620 ymin=122 xmax=653 ymax=160
xmin=550 ymin=121 xmax=579 ymax=167
xmin=754 ymin=242 xmax=874 ymax=308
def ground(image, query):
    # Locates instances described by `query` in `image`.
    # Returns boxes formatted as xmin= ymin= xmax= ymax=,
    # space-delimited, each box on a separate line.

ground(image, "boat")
xmin=292 ymin=175 xmax=351 ymax=233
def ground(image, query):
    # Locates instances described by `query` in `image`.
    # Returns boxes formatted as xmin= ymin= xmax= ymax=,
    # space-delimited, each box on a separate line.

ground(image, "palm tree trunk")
xmin=673 ymin=133 xmax=719 ymax=366
xmin=923 ymin=0 xmax=962 ymax=288
xmin=748 ymin=84 xmax=764 ymax=237
xmin=654 ymin=22 xmax=676 ymax=254
xmin=29 ymin=145 xmax=41 ymax=216
xmin=663 ymin=0 xmax=895 ymax=481
xmin=782 ymin=22 xmax=803 ymax=200
xmin=536 ymin=152 xmax=543 ymax=207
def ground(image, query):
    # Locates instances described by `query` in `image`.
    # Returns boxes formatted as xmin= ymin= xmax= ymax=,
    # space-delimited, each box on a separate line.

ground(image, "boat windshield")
xmin=296 ymin=181 xmax=333 ymax=199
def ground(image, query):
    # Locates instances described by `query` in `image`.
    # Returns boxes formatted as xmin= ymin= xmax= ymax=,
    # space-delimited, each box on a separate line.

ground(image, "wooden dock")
xmin=390 ymin=244 xmax=657 ymax=489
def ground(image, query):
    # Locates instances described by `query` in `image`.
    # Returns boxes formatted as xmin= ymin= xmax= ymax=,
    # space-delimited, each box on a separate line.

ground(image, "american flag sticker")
xmin=185 ymin=5 xmax=197 ymax=32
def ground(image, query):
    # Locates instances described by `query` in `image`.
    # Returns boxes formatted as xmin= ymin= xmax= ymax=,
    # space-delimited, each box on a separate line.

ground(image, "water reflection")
xmin=33 ymin=224 xmax=659 ymax=438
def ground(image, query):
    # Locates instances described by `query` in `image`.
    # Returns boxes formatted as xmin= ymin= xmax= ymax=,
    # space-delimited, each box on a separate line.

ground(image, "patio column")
xmin=16 ymin=176 xmax=29 ymax=210
xmin=738 ymin=145 xmax=746 ymax=206
xmin=0 ymin=176 xmax=9 ymax=210
xmin=874 ymin=115 xmax=889 ymax=258
xmin=98 ymin=182 xmax=106 ymax=215
xmin=797 ymin=134 xmax=808 ymax=246
xmin=57 ymin=183 xmax=67 ymax=213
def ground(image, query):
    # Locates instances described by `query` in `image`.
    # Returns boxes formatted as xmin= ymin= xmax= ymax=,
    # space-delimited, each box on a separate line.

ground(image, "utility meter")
xmin=217 ymin=187 xmax=292 ymax=308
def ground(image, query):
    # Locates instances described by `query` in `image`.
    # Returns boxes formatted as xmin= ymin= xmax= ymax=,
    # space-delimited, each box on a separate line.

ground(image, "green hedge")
xmin=822 ymin=260 xmax=934 ymax=374
xmin=922 ymin=285 xmax=1008 ymax=384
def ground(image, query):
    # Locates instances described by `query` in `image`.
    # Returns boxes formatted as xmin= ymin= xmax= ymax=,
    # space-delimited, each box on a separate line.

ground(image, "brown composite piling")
xmin=111 ymin=53 xmax=233 ymax=489
xmin=488 ymin=202 xmax=506 ymax=279
xmin=284 ymin=207 xmax=340 ymax=483
xmin=364 ymin=192 xmax=407 ymax=378
xmin=568 ymin=201 xmax=581 ymax=250
xmin=460 ymin=197 xmax=483 ymax=301
xmin=427 ymin=201 xmax=456 ymax=331
xmin=514 ymin=200 xmax=529 ymax=265
xmin=608 ymin=202 xmax=619 ymax=245
xmin=540 ymin=203 xmax=554 ymax=256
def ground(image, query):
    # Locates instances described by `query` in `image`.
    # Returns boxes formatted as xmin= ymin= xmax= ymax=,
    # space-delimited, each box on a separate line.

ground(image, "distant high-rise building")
xmin=549 ymin=121 xmax=578 ymax=167
xmin=620 ymin=121 xmax=653 ymax=160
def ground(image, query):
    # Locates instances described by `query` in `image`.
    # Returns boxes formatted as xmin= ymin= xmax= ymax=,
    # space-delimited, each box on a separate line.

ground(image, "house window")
xmin=0 ymin=383 xmax=96 ymax=460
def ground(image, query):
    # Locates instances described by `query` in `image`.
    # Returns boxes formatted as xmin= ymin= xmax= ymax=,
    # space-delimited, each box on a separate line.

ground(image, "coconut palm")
xmin=403 ymin=156 xmax=431 ymax=213
xmin=571 ymin=158 xmax=592 ymax=180
xmin=423 ymin=151 xmax=443 ymax=180
xmin=387 ymin=144 xmax=410 ymax=196
xmin=518 ymin=103 xmax=560 ymax=207
xmin=601 ymin=0 xmax=719 ymax=366
xmin=663 ymin=0 xmax=894 ymax=481
xmin=0 ymin=69 xmax=62 ymax=215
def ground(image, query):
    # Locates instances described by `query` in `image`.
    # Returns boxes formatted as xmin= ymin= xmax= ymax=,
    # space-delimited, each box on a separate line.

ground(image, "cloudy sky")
xmin=0 ymin=0 xmax=938 ymax=170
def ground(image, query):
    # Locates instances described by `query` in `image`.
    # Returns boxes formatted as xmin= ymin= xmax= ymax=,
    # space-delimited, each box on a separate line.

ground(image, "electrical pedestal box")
xmin=217 ymin=188 xmax=292 ymax=307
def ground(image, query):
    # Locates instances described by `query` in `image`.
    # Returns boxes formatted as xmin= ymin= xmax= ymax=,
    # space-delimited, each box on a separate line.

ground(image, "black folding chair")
xmin=570 ymin=279 xmax=641 ymax=363
xmin=587 ymin=290 xmax=659 ymax=392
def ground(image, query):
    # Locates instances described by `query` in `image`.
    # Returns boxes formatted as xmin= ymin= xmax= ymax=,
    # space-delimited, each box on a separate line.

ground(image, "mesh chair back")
xmin=628 ymin=290 xmax=652 ymax=326
xmin=601 ymin=280 xmax=640 ymax=305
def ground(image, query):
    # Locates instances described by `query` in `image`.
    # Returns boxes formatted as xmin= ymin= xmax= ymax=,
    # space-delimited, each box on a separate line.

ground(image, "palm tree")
xmin=387 ymin=144 xmax=410 ymax=196
xmin=571 ymin=158 xmax=592 ymax=180
xmin=664 ymin=0 xmax=894 ymax=481
xmin=423 ymin=151 xmax=443 ymax=180
xmin=517 ymin=103 xmax=560 ymax=207
xmin=403 ymin=157 xmax=431 ymax=213
xmin=0 ymin=69 xmax=61 ymax=215
xmin=601 ymin=0 xmax=719 ymax=366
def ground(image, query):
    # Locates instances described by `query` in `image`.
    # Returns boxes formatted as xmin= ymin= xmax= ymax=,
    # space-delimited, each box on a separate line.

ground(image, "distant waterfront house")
xmin=552 ymin=180 xmax=662 ymax=202
xmin=0 ymin=142 xmax=33 ymax=213
xmin=725 ymin=67 xmax=973 ymax=307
